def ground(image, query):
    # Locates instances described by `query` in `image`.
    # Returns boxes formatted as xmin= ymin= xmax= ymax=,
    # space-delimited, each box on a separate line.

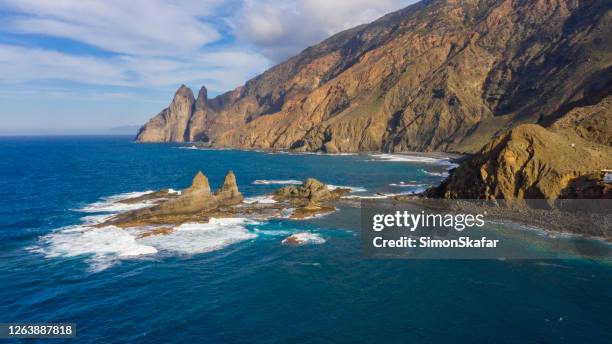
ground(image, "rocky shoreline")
xmin=98 ymin=171 xmax=350 ymax=239
xmin=180 ymin=143 xmax=465 ymax=160
xmin=362 ymin=195 xmax=612 ymax=242
xmin=97 ymin=167 xmax=611 ymax=243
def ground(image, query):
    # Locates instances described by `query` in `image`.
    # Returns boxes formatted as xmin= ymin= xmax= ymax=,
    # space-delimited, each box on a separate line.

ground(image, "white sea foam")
xmin=79 ymin=200 xmax=156 ymax=213
xmin=253 ymin=228 xmax=293 ymax=236
xmin=343 ymin=188 xmax=427 ymax=199
xmin=40 ymin=185 xmax=342 ymax=271
xmin=35 ymin=225 xmax=158 ymax=272
xmin=80 ymin=214 xmax=115 ymax=225
xmin=35 ymin=217 xmax=259 ymax=271
xmin=328 ymin=184 xmax=367 ymax=193
xmin=420 ymin=169 xmax=450 ymax=177
xmin=292 ymin=262 xmax=321 ymax=266
xmin=401 ymin=186 xmax=428 ymax=195
xmin=371 ymin=153 xmax=458 ymax=167
xmin=252 ymin=179 xmax=302 ymax=185
xmin=342 ymin=194 xmax=388 ymax=199
xmin=280 ymin=208 xmax=296 ymax=218
xmin=266 ymin=151 xmax=356 ymax=156
xmin=282 ymin=232 xmax=326 ymax=245
xmin=106 ymin=191 xmax=154 ymax=201
xmin=139 ymin=218 xmax=258 ymax=254
xmin=243 ymin=195 xmax=278 ymax=204
xmin=179 ymin=145 xmax=199 ymax=150
xmin=77 ymin=190 xmax=156 ymax=213
xmin=389 ymin=182 xmax=429 ymax=188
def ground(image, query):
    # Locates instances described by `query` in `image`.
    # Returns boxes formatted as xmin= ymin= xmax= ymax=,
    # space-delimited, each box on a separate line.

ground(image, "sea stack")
xmin=102 ymin=171 xmax=247 ymax=228
xmin=214 ymin=170 xmax=244 ymax=205
xmin=152 ymin=171 xmax=218 ymax=215
xmin=185 ymin=171 xmax=212 ymax=195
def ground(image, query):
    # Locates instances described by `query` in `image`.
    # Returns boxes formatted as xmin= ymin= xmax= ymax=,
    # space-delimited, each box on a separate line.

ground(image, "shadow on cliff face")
xmin=559 ymin=174 xmax=612 ymax=199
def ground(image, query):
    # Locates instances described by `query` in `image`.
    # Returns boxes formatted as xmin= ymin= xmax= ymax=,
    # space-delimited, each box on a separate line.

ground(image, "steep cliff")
xmin=137 ymin=0 xmax=611 ymax=155
xmin=136 ymin=85 xmax=195 ymax=142
xmin=429 ymin=94 xmax=612 ymax=200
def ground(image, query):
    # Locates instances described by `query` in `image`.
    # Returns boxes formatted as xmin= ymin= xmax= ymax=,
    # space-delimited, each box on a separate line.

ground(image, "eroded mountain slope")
xmin=137 ymin=0 xmax=611 ymax=155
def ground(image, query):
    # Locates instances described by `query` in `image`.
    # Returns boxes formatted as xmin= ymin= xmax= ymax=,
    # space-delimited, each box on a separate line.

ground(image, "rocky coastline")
xmin=369 ymin=196 xmax=612 ymax=241
xmin=98 ymin=171 xmax=350 ymax=238
xmin=96 ymin=164 xmax=611 ymax=242
xmin=133 ymin=0 xmax=610 ymax=220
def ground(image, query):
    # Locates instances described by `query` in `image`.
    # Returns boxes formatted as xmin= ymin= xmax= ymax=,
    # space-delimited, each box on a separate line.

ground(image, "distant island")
xmin=136 ymin=0 xmax=611 ymax=201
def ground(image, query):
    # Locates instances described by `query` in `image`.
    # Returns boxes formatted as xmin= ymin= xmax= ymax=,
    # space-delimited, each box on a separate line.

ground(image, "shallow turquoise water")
xmin=0 ymin=136 xmax=610 ymax=343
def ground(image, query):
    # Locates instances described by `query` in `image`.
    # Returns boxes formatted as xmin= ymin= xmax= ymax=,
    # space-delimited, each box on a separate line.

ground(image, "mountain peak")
xmin=196 ymin=86 xmax=208 ymax=109
xmin=175 ymin=84 xmax=194 ymax=100
xmin=137 ymin=0 xmax=611 ymax=153
xmin=186 ymin=171 xmax=211 ymax=195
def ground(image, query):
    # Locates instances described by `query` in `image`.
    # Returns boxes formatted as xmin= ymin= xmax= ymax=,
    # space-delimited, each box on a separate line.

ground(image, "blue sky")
xmin=0 ymin=0 xmax=415 ymax=135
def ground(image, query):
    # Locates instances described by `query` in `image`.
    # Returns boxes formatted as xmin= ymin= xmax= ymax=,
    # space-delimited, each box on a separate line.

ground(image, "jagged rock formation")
xmin=136 ymin=85 xmax=195 ymax=142
xmin=429 ymin=93 xmax=612 ymax=200
xmin=137 ymin=0 xmax=611 ymax=155
xmin=213 ymin=170 xmax=244 ymax=205
xmin=104 ymin=170 xmax=242 ymax=227
xmin=101 ymin=174 xmax=347 ymax=230
xmin=275 ymin=178 xmax=347 ymax=203
xmin=274 ymin=178 xmax=350 ymax=218
xmin=274 ymin=179 xmax=350 ymax=203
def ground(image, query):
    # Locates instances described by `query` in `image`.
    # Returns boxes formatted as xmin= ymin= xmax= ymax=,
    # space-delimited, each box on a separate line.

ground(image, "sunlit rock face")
xmin=136 ymin=0 xmax=611 ymax=156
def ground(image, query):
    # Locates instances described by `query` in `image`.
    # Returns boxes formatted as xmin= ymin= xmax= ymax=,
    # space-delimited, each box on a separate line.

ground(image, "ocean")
xmin=0 ymin=136 xmax=610 ymax=343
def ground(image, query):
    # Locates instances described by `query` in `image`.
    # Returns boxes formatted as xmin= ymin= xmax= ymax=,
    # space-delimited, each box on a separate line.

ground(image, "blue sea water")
xmin=0 ymin=136 xmax=610 ymax=343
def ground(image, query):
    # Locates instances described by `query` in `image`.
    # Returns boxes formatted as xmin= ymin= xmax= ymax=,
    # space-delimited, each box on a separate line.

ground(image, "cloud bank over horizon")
xmin=0 ymin=0 xmax=416 ymax=133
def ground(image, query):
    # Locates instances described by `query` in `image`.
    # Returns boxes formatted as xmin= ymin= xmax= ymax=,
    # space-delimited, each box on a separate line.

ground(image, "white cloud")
xmin=0 ymin=43 xmax=270 ymax=94
xmin=0 ymin=44 xmax=129 ymax=85
xmin=0 ymin=0 xmax=420 ymax=133
xmin=0 ymin=0 xmax=416 ymax=94
xmin=120 ymin=50 xmax=270 ymax=90
xmin=0 ymin=0 xmax=224 ymax=57
xmin=231 ymin=0 xmax=417 ymax=61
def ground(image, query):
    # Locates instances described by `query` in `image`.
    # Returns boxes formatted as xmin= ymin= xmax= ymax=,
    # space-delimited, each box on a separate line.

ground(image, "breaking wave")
xmin=252 ymin=179 xmax=302 ymax=185
xmin=419 ymin=169 xmax=450 ymax=178
xmin=370 ymin=153 xmax=458 ymax=168
xmin=33 ymin=191 xmax=263 ymax=272
xmin=389 ymin=182 xmax=429 ymax=188
xmin=32 ymin=225 xmax=158 ymax=272
xmin=33 ymin=218 xmax=259 ymax=272
xmin=343 ymin=188 xmax=428 ymax=199
xmin=282 ymin=232 xmax=326 ymax=246
xmin=243 ymin=195 xmax=278 ymax=204
xmin=139 ymin=218 xmax=258 ymax=255
xmin=178 ymin=145 xmax=199 ymax=150
xmin=328 ymin=184 xmax=367 ymax=193
xmin=77 ymin=191 xmax=156 ymax=213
